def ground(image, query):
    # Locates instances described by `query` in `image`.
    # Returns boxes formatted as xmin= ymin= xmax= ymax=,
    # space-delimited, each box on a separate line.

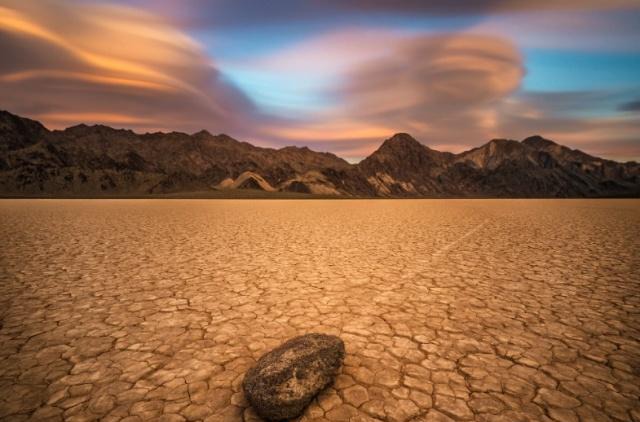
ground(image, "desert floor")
xmin=0 ymin=199 xmax=638 ymax=422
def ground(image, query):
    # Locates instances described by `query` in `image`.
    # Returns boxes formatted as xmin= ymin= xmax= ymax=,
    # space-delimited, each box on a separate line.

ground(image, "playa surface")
xmin=0 ymin=199 xmax=639 ymax=422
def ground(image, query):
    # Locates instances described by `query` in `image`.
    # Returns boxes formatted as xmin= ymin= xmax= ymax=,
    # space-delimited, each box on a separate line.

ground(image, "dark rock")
xmin=243 ymin=333 xmax=345 ymax=420
xmin=1 ymin=110 xmax=639 ymax=198
xmin=283 ymin=180 xmax=311 ymax=193
xmin=0 ymin=110 xmax=349 ymax=196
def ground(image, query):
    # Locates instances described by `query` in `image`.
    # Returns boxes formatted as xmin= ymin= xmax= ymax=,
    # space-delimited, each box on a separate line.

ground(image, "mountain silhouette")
xmin=1 ymin=111 xmax=638 ymax=197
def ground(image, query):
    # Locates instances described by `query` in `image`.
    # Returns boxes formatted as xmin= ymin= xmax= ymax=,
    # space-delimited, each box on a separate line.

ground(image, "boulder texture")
xmin=242 ymin=333 xmax=345 ymax=420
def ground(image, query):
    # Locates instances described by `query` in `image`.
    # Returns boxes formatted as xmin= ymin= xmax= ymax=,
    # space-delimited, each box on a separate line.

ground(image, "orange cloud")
xmin=262 ymin=122 xmax=394 ymax=143
xmin=35 ymin=112 xmax=154 ymax=127
xmin=0 ymin=0 xmax=254 ymax=132
xmin=0 ymin=70 xmax=173 ymax=92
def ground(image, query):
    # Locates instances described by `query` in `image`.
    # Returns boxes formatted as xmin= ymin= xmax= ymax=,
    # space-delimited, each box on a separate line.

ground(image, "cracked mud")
xmin=0 ymin=199 xmax=639 ymax=422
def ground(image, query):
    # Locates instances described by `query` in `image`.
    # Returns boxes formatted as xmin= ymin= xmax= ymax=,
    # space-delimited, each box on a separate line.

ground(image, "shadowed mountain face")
xmin=0 ymin=111 xmax=354 ymax=196
xmin=1 ymin=111 xmax=638 ymax=197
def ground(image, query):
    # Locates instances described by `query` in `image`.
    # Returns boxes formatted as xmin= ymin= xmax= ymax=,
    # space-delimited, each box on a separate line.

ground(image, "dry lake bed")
xmin=0 ymin=199 xmax=639 ymax=422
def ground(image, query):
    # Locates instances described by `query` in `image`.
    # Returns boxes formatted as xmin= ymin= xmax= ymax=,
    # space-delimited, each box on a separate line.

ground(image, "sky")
xmin=1 ymin=0 xmax=639 ymax=162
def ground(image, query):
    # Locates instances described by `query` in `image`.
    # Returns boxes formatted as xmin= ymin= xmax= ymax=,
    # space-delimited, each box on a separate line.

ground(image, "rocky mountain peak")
xmin=192 ymin=129 xmax=213 ymax=138
xmin=368 ymin=133 xmax=435 ymax=163
xmin=380 ymin=133 xmax=425 ymax=150
xmin=522 ymin=135 xmax=557 ymax=149
xmin=1 ymin=110 xmax=47 ymax=132
xmin=62 ymin=123 xmax=135 ymax=138
xmin=0 ymin=110 xmax=638 ymax=198
xmin=0 ymin=110 xmax=49 ymax=151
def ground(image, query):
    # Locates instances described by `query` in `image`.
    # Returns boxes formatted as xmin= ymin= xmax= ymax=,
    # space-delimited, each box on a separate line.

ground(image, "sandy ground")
xmin=0 ymin=199 xmax=638 ymax=422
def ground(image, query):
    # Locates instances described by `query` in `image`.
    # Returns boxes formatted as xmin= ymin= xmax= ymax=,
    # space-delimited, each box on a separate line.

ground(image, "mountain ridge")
xmin=1 ymin=110 xmax=638 ymax=198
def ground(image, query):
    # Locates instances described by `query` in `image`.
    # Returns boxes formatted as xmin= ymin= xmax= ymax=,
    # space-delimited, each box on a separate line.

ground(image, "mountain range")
xmin=1 ymin=110 xmax=638 ymax=198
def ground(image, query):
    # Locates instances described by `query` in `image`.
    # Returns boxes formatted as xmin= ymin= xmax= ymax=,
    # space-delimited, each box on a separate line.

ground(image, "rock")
xmin=283 ymin=181 xmax=311 ymax=194
xmin=3 ymin=110 xmax=639 ymax=198
xmin=242 ymin=333 xmax=345 ymax=420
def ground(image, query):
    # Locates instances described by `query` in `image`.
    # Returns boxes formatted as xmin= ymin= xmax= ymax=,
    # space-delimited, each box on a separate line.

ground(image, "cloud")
xmin=247 ymin=32 xmax=525 ymax=156
xmin=246 ymin=30 xmax=640 ymax=162
xmin=334 ymin=0 xmax=640 ymax=14
xmin=619 ymin=100 xmax=640 ymax=112
xmin=1 ymin=1 xmax=638 ymax=162
xmin=465 ymin=10 xmax=640 ymax=52
xmin=118 ymin=0 xmax=640 ymax=29
xmin=340 ymin=34 xmax=523 ymax=118
xmin=0 ymin=0 xmax=256 ymax=132
xmin=331 ymin=33 xmax=525 ymax=152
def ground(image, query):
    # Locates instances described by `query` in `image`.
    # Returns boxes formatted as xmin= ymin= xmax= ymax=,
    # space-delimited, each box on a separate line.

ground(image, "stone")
xmin=2 ymin=199 xmax=640 ymax=422
xmin=242 ymin=333 xmax=345 ymax=420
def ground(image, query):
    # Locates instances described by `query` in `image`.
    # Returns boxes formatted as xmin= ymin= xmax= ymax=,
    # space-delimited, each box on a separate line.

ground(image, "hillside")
xmin=1 ymin=111 xmax=638 ymax=197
